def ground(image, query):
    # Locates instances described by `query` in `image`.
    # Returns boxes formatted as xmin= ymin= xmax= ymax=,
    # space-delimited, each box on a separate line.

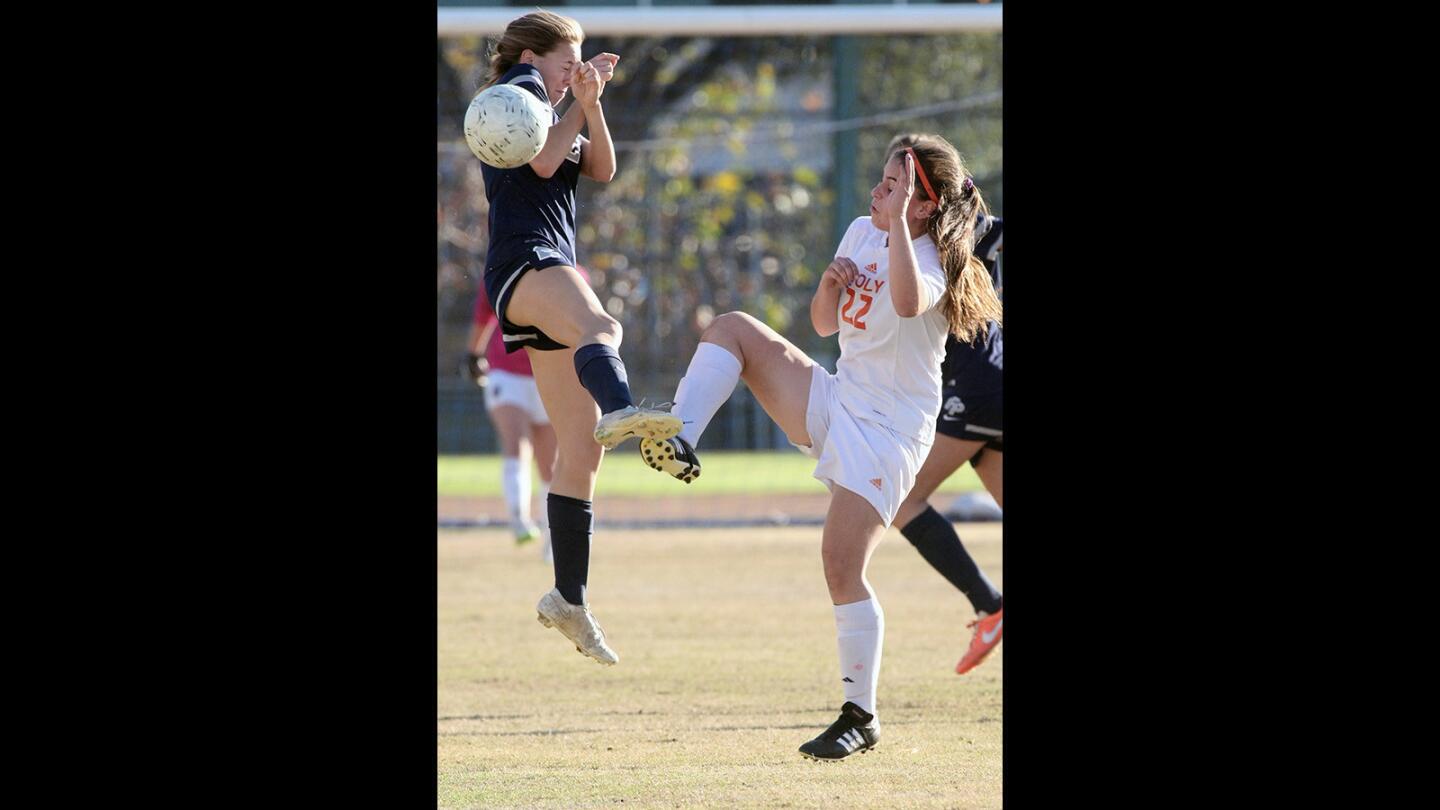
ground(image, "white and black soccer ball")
xmin=463 ymin=84 xmax=552 ymax=169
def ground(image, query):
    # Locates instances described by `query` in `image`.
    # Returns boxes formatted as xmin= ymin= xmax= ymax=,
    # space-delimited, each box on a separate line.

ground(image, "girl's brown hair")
xmin=886 ymin=133 xmax=1002 ymax=344
xmin=479 ymin=10 xmax=584 ymax=93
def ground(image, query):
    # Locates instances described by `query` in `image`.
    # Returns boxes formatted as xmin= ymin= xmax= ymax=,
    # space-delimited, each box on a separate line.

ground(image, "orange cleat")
xmin=955 ymin=608 xmax=1003 ymax=675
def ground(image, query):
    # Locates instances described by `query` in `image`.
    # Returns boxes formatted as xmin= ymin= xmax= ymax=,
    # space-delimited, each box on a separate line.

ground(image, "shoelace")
xmin=968 ymin=611 xmax=1000 ymax=631
xmin=581 ymin=606 xmax=609 ymax=642
xmin=589 ymin=622 xmax=608 ymax=645
xmin=966 ymin=615 xmax=1000 ymax=651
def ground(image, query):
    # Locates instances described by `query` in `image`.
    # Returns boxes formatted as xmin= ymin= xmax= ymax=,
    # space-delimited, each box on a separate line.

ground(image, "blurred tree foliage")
xmin=438 ymin=33 xmax=1001 ymax=385
xmin=854 ymin=32 xmax=1003 ymax=215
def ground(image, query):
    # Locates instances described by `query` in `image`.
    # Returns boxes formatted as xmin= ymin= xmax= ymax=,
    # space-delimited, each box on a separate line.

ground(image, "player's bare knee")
xmin=701 ymin=311 xmax=751 ymax=354
xmin=702 ymin=311 xmax=743 ymax=338
xmin=820 ymin=552 xmax=862 ymax=593
xmin=574 ymin=311 xmax=622 ymax=348
xmin=602 ymin=316 xmax=623 ymax=346
xmin=553 ymin=449 xmax=600 ymax=487
xmin=565 ymin=440 xmax=604 ymax=469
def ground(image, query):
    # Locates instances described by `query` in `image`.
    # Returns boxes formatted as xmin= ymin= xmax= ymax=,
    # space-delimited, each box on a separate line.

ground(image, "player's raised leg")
xmin=507 ymin=265 xmax=680 ymax=450
xmin=641 ymin=311 xmax=816 ymax=481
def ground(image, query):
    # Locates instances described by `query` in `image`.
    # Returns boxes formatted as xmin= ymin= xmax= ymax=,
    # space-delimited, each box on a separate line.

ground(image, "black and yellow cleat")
xmin=639 ymin=436 xmax=701 ymax=484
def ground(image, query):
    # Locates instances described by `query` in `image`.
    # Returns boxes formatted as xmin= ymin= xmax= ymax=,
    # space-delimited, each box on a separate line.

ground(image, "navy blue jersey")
xmin=482 ymin=64 xmax=583 ymax=269
xmin=941 ymin=214 xmax=1003 ymax=395
xmin=975 ymin=214 xmax=1002 ymax=292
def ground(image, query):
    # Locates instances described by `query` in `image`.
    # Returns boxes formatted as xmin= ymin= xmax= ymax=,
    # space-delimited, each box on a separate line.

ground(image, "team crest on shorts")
xmin=533 ymin=246 xmax=564 ymax=264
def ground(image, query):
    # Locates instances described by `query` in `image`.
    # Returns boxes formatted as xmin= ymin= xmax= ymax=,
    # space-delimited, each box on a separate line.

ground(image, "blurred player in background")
xmin=467 ymin=281 xmax=557 ymax=560
xmin=641 ymin=135 xmax=1001 ymax=759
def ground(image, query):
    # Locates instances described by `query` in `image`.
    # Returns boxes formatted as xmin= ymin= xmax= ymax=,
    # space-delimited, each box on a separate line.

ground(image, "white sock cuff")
xmin=691 ymin=341 xmax=742 ymax=376
xmin=674 ymin=342 xmax=744 ymax=448
xmin=833 ymin=598 xmax=882 ymax=631
xmin=501 ymin=457 xmax=523 ymax=513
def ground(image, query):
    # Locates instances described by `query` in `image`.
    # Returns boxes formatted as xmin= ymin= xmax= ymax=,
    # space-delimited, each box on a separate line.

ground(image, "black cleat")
xmin=639 ymin=435 xmax=701 ymax=484
xmin=799 ymin=702 xmax=880 ymax=761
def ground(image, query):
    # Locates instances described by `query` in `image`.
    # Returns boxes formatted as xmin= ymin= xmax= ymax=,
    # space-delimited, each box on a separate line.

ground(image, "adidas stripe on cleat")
xmin=798 ymin=701 xmax=880 ymax=761
xmin=639 ymin=436 xmax=701 ymax=483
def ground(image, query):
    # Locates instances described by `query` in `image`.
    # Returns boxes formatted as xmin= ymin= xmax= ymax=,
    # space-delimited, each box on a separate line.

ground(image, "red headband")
xmin=904 ymin=147 xmax=939 ymax=204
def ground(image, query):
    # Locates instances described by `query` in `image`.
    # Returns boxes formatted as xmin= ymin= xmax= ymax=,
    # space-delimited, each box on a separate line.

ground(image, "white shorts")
xmin=483 ymin=369 xmax=550 ymax=425
xmin=792 ymin=364 xmax=931 ymax=528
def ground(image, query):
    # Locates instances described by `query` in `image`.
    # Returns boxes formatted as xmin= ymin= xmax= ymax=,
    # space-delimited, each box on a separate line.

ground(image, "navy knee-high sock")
xmin=573 ymin=343 xmax=634 ymax=415
xmin=900 ymin=505 xmax=1003 ymax=614
xmin=548 ymin=493 xmax=594 ymax=605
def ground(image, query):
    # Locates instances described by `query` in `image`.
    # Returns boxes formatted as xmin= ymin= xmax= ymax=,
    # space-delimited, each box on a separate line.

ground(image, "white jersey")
xmin=832 ymin=216 xmax=950 ymax=443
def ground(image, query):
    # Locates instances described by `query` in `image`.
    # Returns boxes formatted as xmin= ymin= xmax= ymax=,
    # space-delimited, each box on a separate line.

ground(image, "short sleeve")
xmin=918 ymin=252 xmax=947 ymax=313
xmin=833 ymin=217 xmax=867 ymax=260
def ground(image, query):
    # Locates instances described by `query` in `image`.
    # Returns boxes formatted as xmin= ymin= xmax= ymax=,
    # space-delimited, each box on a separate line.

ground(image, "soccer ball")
xmin=463 ymin=84 xmax=552 ymax=169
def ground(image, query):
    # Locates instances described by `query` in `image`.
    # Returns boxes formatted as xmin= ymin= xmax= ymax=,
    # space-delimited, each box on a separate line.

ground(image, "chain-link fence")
xmin=438 ymin=32 xmax=1000 ymax=525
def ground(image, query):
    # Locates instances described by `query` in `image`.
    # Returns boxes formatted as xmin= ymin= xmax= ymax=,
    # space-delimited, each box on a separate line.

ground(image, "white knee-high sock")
xmin=537 ymin=481 xmax=552 ymax=560
xmin=501 ymin=457 xmax=527 ymax=522
xmin=833 ymin=597 xmax=884 ymax=717
xmin=536 ymin=481 xmax=551 ymax=530
xmin=673 ymin=342 xmax=743 ymax=447
xmin=518 ymin=460 xmax=532 ymax=522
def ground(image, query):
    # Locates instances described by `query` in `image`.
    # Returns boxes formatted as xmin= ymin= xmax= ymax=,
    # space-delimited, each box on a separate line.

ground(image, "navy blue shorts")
xmin=482 ymin=251 xmax=572 ymax=354
xmin=936 ymin=327 xmax=1003 ymax=451
xmin=935 ymin=374 xmax=1003 ymax=451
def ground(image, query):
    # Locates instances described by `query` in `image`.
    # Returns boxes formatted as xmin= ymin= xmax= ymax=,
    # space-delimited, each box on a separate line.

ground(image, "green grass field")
xmin=438 ymin=524 xmax=1002 ymax=808
xmin=439 ymin=451 xmax=984 ymax=497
